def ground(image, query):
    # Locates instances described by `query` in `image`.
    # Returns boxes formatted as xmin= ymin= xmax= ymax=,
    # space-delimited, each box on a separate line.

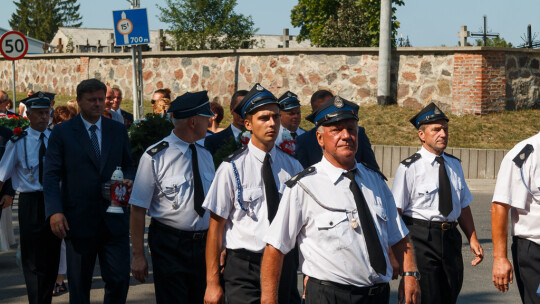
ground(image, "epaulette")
xmin=444 ymin=152 xmax=461 ymax=162
xmin=513 ymin=144 xmax=534 ymax=168
xmin=285 ymin=166 xmax=316 ymax=188
xmin=10 ymin=131 xmax=27 ymax=143
xmin=146 ymin=141 xmax=169 ymax=156
xmin=401 ymin=153 xmax=421 ymax=167
xmin=223 ymin=145 xmax=247 ymax=162
xmin=360 ymin=162 xmax=387 ymax=181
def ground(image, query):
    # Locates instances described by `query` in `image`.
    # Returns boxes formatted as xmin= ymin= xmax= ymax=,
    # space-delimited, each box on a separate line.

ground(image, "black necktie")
xmin=291 ymin=132 xmax=297 ymax=140
xmin=263 ymin=153 xmax=280 ymax=222
xmin=189 ymin=144 xmax=205 ymax=217
xmin=344 ymin=170 xmax=387 ymax=275
xmin=38 ymin=133 xmax=46 ymax=184
xmin=435 ymin=156 xmax=453 ymax=217
xmin=89 ymin=125 xmax=100 ymax=159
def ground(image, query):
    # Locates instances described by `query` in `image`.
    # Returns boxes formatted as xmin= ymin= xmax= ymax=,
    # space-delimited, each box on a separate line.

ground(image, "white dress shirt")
xmin=110 ymin=109 xmax=124 ymax=123
xmin=0 ymin=127 xmax=51 ymax=192
xmin=392 ymin=146 xmax=473 ymax=222
xmin=264 ymin=157 xmax=408 ymax=287
xmin=202 ymin=141 xmax=303 ymax=253
xmin=81 ymin=116 xmax=102 ymax=150
xmin=492 ymin=132 xmax=540 ymax=245
xmin=129 ymin=131 xmax=215 ymax=231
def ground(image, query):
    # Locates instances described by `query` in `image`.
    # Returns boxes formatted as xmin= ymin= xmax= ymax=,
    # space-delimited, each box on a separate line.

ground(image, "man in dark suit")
xmin=295 ymin=90 xmax=380 ymax=171
xmin=44 ymin=79 xmax=135 ymax=304
xmin=112 ymin=87 xmax=134 ymax=126
xmin=204 ymin=90 xmax=248 ymax=155
xmin=0 ymin=125 xmax=14 ymax=228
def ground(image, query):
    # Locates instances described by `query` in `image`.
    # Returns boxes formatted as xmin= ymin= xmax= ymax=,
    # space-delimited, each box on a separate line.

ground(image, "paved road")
xmin=0 ymin=180 xmax=521 ymax=303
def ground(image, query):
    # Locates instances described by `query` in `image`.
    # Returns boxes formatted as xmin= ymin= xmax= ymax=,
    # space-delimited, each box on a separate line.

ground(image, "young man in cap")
xmin=129 ymin=91 xmax=216 ymax=303
xmin=0 ymin=92 xmax=61 ymax=304
xmin=491 ymin=131 xmax=540 ymax=303
xmin=203 ymin=83 xmax=303 ymax=304
xmin=276 ymin=91 xmax=305 ymax=142
xmin=261 ymin=96 xmax=420 ymax=304
xmin=391 ymin=102 xmax=483 ymax=304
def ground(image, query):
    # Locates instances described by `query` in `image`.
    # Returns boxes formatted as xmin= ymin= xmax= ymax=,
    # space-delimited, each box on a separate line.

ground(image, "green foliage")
xmin=157 ymin=0 xmax=257 ymax=50
xmin=9 ymin=0 xmax=82 ymax=43
xmin=128 ymin=113 xmax=174 ymax=165
xmin=0 ymin=115 xmax=30 ymax=130
xmin=291 ymin=0 xmax=403 ymax=47
xmin=475 ymin=37 xmax=513 ymax=48
xmin=212 ymin=134 xmax=242 ymax=169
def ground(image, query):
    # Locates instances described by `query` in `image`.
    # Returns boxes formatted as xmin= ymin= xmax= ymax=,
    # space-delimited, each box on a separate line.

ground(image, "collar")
xmin=230 ymin=124 xmax=242 ymax=139
xmin=114 ymin=108 xmax=122 ymax=115
xmin=320 ymin=156 xmax=356 ymax=185
xmin=248 ymin=140 xmax=277 ymax=163
xmin=27 ymin=127 xmax=50 ymax=140
xmin=167 ymin=131 xmax=190 ymax=155
xmin=419 ymin=146 xmax=446 ymax=165
xmin=81 ymin=115 xmax=102 ymax=132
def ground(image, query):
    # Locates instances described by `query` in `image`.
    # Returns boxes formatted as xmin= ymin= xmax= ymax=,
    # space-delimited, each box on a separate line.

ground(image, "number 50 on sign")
xmin=0 ymin=31 xmax=28 ymax=60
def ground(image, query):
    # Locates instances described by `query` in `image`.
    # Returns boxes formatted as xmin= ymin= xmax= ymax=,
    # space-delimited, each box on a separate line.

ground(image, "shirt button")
xmin=329 ymin=221 xmax=333 ymax=226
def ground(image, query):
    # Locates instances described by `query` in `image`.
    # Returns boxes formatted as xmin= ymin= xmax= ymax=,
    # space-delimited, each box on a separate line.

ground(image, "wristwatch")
xmin=402 ymin=271 xmax=421 ymax=281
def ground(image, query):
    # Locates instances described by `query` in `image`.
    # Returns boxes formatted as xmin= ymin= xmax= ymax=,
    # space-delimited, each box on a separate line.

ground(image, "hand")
xmin=204 ymin=282 xmax=224 ymax=304
xmin=469 ymin=237 xmax=484 ymax=266
xmin=219 ymin=249 xmax=226 ymax=274
xmin=398 ymin=276 xmax=420 ymax=304
xmin=303 ymin=275 xmax=309 ymax=300
xmin=124 ymin=179 xmax=133 ymax=194
xmin=131 ymin=254 xmax=149 ymax=283
xmin=0 ymin=195 xmax=13 ymax=209
xmin=50 ymin=213 xmax=69 ymax=239
xmin=492 ymin=257 xmax=513 ymax=292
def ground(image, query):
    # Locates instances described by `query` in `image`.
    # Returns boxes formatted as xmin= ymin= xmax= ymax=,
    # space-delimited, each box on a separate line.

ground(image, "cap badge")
xmin=256 ymin=84 xmax=264 ymax=91
xmin=287 ymin=92 xmax=293 ymax=97
xmin=334 ymin=96 xmax=344 ymax=108
xmin=38 ymin=92 xmax=44 ymax=98
xmin=434 ymin=108 xmax=441 ymax=114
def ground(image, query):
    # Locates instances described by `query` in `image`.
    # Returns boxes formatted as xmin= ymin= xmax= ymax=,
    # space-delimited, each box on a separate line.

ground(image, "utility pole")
xmin=377 ymin=0 xmax=393 ymax=105
xmin=126 ymin=0 xmax=144 ymax=120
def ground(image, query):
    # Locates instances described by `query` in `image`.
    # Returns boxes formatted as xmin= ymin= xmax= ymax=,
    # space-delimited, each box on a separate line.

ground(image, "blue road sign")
xmin=112 ymin=8 xmax=150 ymax=46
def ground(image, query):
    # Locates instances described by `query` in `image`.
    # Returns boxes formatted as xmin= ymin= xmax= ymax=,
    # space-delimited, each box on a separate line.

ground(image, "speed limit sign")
xmin=0 ymin=31 xmax=28 ymax=60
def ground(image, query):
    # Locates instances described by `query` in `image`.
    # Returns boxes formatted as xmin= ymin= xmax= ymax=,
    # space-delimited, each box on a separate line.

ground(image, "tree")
xmin=157 ymin=0 xmax=257 ymax=50
xmin=475 ymin=37 xmax=513 ymax=48
xmin=291 ymin=0 xmax=404 ymax=47
xmin=9 ymin=0 xmax=82 ymax=43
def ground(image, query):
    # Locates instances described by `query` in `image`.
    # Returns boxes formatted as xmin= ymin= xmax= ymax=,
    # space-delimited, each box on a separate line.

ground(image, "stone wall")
xmin=0 ymin=47 xmax=539 ymax=114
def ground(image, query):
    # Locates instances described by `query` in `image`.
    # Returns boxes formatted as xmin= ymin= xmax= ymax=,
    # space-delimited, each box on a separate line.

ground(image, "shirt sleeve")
xmin=492 ymin=150 xmax=530 ymax=210
xmin=202 ymin=161 xmax=235 ymax=219
xmin=264 ymin=184 xmax=304 ymax=254
xmin=0 ymin=140 xmax=17 ymax=182
xmin=129 ymin=154 xmax=156 ymax=209
xmin=383 ymin=183 xmax=409 ymax=246
xmin=391 ymin=164 xmax=410 ymax=210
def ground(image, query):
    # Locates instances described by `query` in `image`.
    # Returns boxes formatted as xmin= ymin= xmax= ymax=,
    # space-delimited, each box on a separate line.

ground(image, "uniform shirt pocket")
xmin=161 ymin=175 xmax=189 ymax=205
xmin=414 ymin=183 xmax=437 ymax=209
xmin=373 ymin=205 xmax=389 ymax=247
xmin=233 ymin=187 xmax=264 ymax=220
xmin=315 ymin=211 xmax=352 ymax=250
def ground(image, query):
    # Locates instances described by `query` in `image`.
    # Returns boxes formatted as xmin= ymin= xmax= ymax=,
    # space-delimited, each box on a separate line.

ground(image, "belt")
xmin=309 ymin=277 xmax=388 ymax=296
xmin=150 ymin=218 xmax=207 ymax=240
xmin=18 ymin=191 xmax=44 ymax=197
xmin=227 ymin=248 xmax=263 ymax=264
xmin=402 ymin=215 xmax=457 ymax=231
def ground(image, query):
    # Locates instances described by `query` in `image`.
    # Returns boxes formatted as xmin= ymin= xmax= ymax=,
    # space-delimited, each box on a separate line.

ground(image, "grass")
xmin=7 ymin=90 xmax=539 ymax=150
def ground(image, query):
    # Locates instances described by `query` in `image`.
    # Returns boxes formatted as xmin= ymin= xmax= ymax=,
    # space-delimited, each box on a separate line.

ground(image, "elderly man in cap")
xmin=491 ymin=129 xmax=540 ymax=303
xmin=203 ymin=83 xmax=303 ymax=304
xmin=276 ymin=91 xmax=305 ymax=142
xmin=0 ymin=92 xmax=61 ymax=304
xmin=129 ymin=91 xmax=216 ymax=303
xmin=391 ymin=102 xmax=483 ymax=304
xmin=261 ymin=96 xmax=420 ymax=304
xmin=44 ymin=79 xmax=135 ymax=304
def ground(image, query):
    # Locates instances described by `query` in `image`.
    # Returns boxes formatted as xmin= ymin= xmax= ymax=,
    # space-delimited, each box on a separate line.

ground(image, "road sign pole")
xmin=12 ymin=61 xmax=16 ymax=108
xmin=131 ymin=46 xmax=139 ymax=120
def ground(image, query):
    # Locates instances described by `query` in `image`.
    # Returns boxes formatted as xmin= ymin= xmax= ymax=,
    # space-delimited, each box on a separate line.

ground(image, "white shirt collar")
xmin=419 ymin=146 xmax=446 ymax=165
xmin=230 ymin=124 xmax=242 ymax=140
xmin=27 ymin=127 xmax=50 ymax=140
xmin=248 ymin=140 xmax=277 ymax=163
xmin=167 ymin=130 xmax=191 ymax=155
xmin=114 ymin=108 xmax=122 ymax=115
xmin=81 ymin=115 xmax=102 ymax=131
xmin=320 ymin=155 xmax=355 ymax=184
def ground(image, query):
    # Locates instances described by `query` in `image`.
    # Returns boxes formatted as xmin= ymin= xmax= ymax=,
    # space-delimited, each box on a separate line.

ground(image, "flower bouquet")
xmin=0 ymin=114 xmax=30 ymax=131
xmin=278 ymin=129 xmax=296 ymax=156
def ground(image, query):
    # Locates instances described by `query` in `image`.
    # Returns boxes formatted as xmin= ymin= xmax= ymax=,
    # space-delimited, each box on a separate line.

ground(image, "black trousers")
xmin=148 ymin=219 xmax=207 ymax=304
xmin=223 ymin=248 xmax=298 ymax=304
xmin=305 ymin=278 xmax=389 ymax=304
xmin=512 ymin=236 xmax=540 ymax=304
xmin=65 ymin=221 xmax=130 ymax=304
xmin=18 ymin=192 xmax=61 ymax=304
xmin=405 ymin=218 xmax=463 ymax=304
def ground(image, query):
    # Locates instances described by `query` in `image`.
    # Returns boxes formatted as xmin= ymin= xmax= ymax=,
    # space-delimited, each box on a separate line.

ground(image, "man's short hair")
xmin=112 ymin=87 xmax=123 ymax=97
xmin=0 ymin=91 xmax=8 ymax=102
xmin=210 ymin=102 xmax=224 ymax=124
xmin=310 ymin=90 xmax=333 ymax=107
xmin=77 ymin=79 xmax=107 ymax=99
xmin=230 ymin=90 xmax=248 ymax=111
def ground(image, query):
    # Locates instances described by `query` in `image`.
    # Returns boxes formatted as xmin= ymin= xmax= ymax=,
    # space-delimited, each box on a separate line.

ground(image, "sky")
xmin=2 ymin=0 xmax=540 ymax=47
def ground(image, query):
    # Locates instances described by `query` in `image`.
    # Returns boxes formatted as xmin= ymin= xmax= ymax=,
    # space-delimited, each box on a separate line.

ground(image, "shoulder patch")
xmin=444 ymin=152 xmax=461 ymax=162
xmin=9 ymin=131 xmax=27 ymax=143
xmin=146 ymin=141 xmax=169 ymax=156
xmin=360 ymin=162 xmax=387 ymax=181
xmin=223 ymin=145 xmax=248 ymax=162
xmin=401 ymin=153 xmax=421 ymax=167
xmin=285 ymin=166 xmax=316 ymax=188
xmin=513 ymin=144 xmax=534 ymax=168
